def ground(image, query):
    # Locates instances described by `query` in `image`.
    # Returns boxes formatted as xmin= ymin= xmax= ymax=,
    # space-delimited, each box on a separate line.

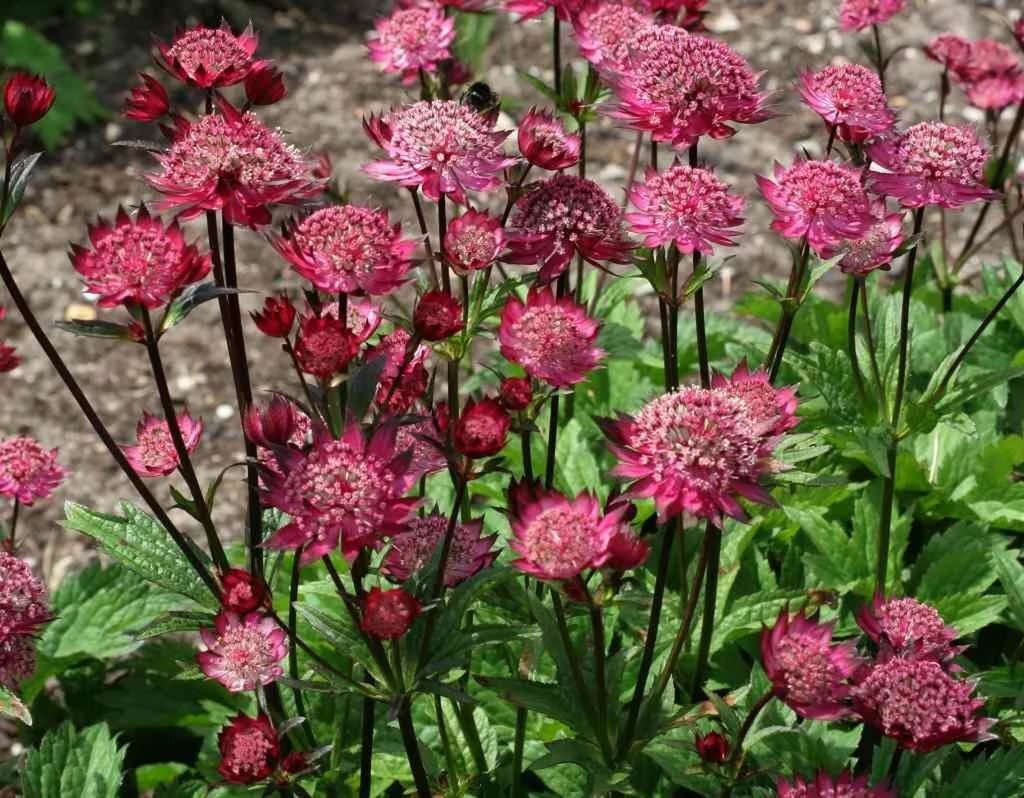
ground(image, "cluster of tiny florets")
xmin=0 ymin=436 xmax=67 ymax=505
xmin=798 ymin=64 xmax=896 ymax=143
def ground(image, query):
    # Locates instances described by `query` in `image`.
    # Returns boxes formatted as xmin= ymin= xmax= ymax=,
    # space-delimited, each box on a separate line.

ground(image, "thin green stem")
xmin=720 ymin=689 xmax=775 ymax=798
xmin=408 ymin=189 xmax=439 ymax=289
xmin=690 ymin=525 xmax=721 ymax=702
xmin=512 ymin=705 xmax=528 ymax=797
xmin=288 ymin=548 xmax=315 ymax=748
xmin=860 ymin=278 xmax=888 ymax=418
xmin=580 ymin=579 xmax=612 ymax=758
xmin=435 ymin=695 xmax=460 ymax=786
xmin=847 ymin=277 xmax=868 ymax=405
xmin=766 ymin=241 xmax=811 ymax=382
xmin=871 ymin=24 xmax=887 ymax=92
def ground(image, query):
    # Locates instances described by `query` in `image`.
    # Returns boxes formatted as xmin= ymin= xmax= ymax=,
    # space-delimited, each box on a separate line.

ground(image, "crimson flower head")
xmin=367 ymin=5 xmax=456 ymax=84
xmin=363 ymin=100 xmax=516 ymax=204
xmin=272 ymin=205 xmax=415 ymax=296
xmin=70 ymin=205 xmax=210 ymax=309
xmin=505 ymin=0 xmax=585 ymax=22
xmin=925 ymin=34 xmax=973 ymax=73
xmin=294 ymin=310 xmax=360 ymax=381
xmin=857 ymin=594 xmax=962 ymax=665
xmin=455 ymin=398 xmax=511 ymax=459
xmin=220 ymin=569 xmax=269 ymax=614
xmin=361 ymin=586 xmax=421 ymax=640
xmin=0 ymin=551 xmax=51 ymax=639
xmin=758 ymin=159 xmax=874 ymax=257
xmin=367 ymin=328 xmax=430 ymax=414
xmin=711 ymin=361 xmax=800 ymax=437
xmin=384 ymin=514 xmax=497 ymax=587
xmin=839 ymin=0 xmax=905 ymax=32
xmin=604 ymin=528 xmax=649 ymax=571
xmin=0 ymin=342 xmax=19 ymax=374
xmin=414 ymin=291 xmax=464 ymax=341
xmin=499 ymin=285 xmax=604 ymax=388
xmin=694 ymin=731 xmax=729 ymax=765
xmin=251 ymin=295 xmax=296 ymax=338
xmin=148 ymin=99 xmax=321 ymax=228
xmin=868 ymin=122 xmax=996 ymax=209
xmin=245 ymin=396 xmax=304 ymax=449
xmin=0 ymin=436 xmax=67 ymax=505
xmin=958 ymin=40 xmax=1024 ymax=111
xmin=124 ymin=73 xmax=169 ymax=122
xmin=853 ymin=657 xmax=995 ymax=752
xmin=506 ymin=174 xmax=632 ymax=283
xmin=761 ymin=610 xmax=860 ymax=720
xmin=444 ymin=210 xmax=506 ymax=274
xmin=572 ymin=2 xmax=654 ymax=73
xmin=823 ymin=202 xmax=904 ymax=277
xmin=197 ymin=610 xmax=288 ymax=692
xmin=518 ymin=108 xmax=581 ymax=172
xmin=627 ymin=163 xmax=745 ymax=254
xmin=156 ymin=22 xmax=260 ymax=88
xmin=217 ymin=713 xmax=279 ymax=785
xmin=500 ymin=376 xmax=533 ymax=411
xmin=798 ymin=64 xmax=896 ymax=144
xmin=244 ymin=62 xmax=287 ymax=106
xmin=3 ymin=72 xmax=55 ymax=127
xmin=776 ymin=770 xmax=895 ymax=798
xmin=121 ymin=411 xmax=203 ymax=478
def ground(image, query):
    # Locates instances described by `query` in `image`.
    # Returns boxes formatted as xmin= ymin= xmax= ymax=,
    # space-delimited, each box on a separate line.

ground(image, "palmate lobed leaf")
xmin=21 ymin=722 xmax=125 ymax=798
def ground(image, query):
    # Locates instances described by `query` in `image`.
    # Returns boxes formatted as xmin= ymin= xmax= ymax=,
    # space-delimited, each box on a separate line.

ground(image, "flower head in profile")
xmin=506 ymin=174 xmax=631 ymax=283
xmin=924 ymin=34 xmax=972 ymax=74
xmin=505 ymin=0 xmax=585 ymax=22
xmin=712 ymin=361 xmax=800 ymax=437
xmin=197 ymin=611 xmax=287 ymax=692
xmin=251 ymin=295 xmax=297 ymax=338
xmin=694 ymin=731 xmax=729 ymax=765
xmin=366 ymin=328 xmax=430 ymax=414
xmin=294 ymin=310 xmax=361 ymax=382
xmin=367 ymin=6 xmax=455 ymax=83
xmin=363 ymin=100 xmax=516 ymax=204
xmin=761 ymin=610 xmax=860 ymax=720
xmin=776 ymin=770 xmax=895 ymax=798
xmin=218 ymin=713 xmax=279 ymax=784
xmin=156 ymin=22 xmax=261 ymax=88
xmin=124 ymin=73 xmax=169 ymax=122
xmin=868 ymin=122 xmax=996 ymax=209
xmin=499 ymin=285 xmax=604 ymax=388
xmin=0 ymin=342 xmax=18 ymax=374
xmin=797 ymin=64 xmax=896 ymax=143
xmin=857 ymin=595 xmax=962 ymax=664
xmin=455 ymin=398 xmax=511 ymax=459
xmin=244 ymin=62 xmax=287 ymax=106
xmin=839 ymin=0 xmax=905 ymax=33
xmin=70 ymin=205 xmax=210 ymax=309
xmin=853 ymin=657 xmax=995 ymax=752
xmin=384 ymin=513 xmax=497 ymax=587
xmin=219 ymin=569 xmax=269 ymax=614
xmin=361 ymin=587 xmax=421 ymax=640
xmin=3 ymin=72 xmax=55 ymax=127
xmin=500 ymin=377 xmax=533 ymax=411
xmin=518 ymin=108 xmax=581 ymax=171
xmin=572 ymin=2 xmax=654 ymax=73
xmin=0 ymin=551 xmax=50 ymax=640
xmin=444 ymin=210 xmax=506 ymax=274
xmin=0 ymin=436 xmax=67 ymax=505
xmin=627 ymin=163 xmax=745 ymax=253
xmin=122 ymin=411 xmax=203 ymax=478
xmin=394 ymin=410 xmax=449 ymax=478
xmin=958 ymin=40 xmax=1024 ymax=111
xmin=758 ymin=159 xmax=874 ymax=256
xmin=822 ymin=202 xmax=904 ymax=277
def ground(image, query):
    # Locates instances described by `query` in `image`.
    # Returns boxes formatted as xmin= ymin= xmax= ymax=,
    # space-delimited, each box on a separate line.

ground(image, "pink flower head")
xmin=444 ymin=210 xmax=506 ymax=274
xmin=853 ymin=657 xmax=995 ymax=752
xmin=244 ymin=62 xmax=287 ymax=107
xmin=797 ymin=64 xmax=896 ymax=144
xmin=506 ymin=174 xmax=632 ymax=283
xmin=124 ymin=73 xmax=170 ymax=122
xmin=776 ymin=770 xmax=896 ymax=798
xmin=294 ymin=310 xmax=361 ymax=381
xmin=868 ymin=122 xmax=996 ymax=209
xmin=924 ymin=34 xmax=972 ymax=73
xmin=505 ymin=0 xmax=585 ymax=22
xmin=245 ymin=396 xmax=306 ymax=450
xmin=262 ymin=422 xmax=418 ymax=562
xmin=366 ymin=328 xmax=430 ymax=414
xmin=0 ymin=551 xmax=50 ymax=640
xmin=822 ymin=201 xmax=904 ymax=276
xmin=363 ymin=100 xmax=516 ymax=204
xmin=197 ymin=611 xmax=287 ymax=692
xmin=606 ymin=26 xmax=772 ymax=148
xmin=218 ymin=713 xmax=279 ymax=784
xmin=69 ymin=205 xmax=210 ymax=309
xmin=383 ymin=513 xmax=497 ymax=587
xmin=627 ymin=163 xmax=745 ymax=253
xmin=394 ymin=410 xmax=449 ymax=478
xmin=148 ymin=99 xmax=321 ymax=228
xmin=711 ymin=360 xmax=800 ymax=437
xmin=367 ymin=6 xmax=456 ymax=83
xmin=251 ymin=295 xmax=296 ymax=338
xmin=219 ymin=569 xmax=269 ymax=614
xmin=361 ymin=587 xmax=421 ymax=640
xmin=959 ymin=40 xmax=1024 ymax=110
xmin=758 ymin=159 xmax=874 ymax=256
xmin=0 ymin=635 xmax=37 ymax=690
xmin=272 ymin=205 xmax=415 ymax=296
xmin=500 ymin=376 xmax=533 ymax=411
xmin=761 ymin=610 xmax=860 ymax=720
xmin=508 ymin=481 xmax=629 ymax=580
xmin=499 ymin=284 xmax=604 ymax=388
xmin=839 ymin=0 xmax=905 ymax=33
xmin=156 ymin=22 xmax=260 ymax=88
xmin=0 ymin=436 xmax=67 ymax=505
xmin=455 ymin=398 xmax=511 ymax=459
xmin=414 ymin=291 xmax=465 ymax=342
xmin=121 ymin=411 xmax=203 ymax=478
xmin=3 ymin=72 xmax=55 ymax=128
xmin=605 ymin=528 xmax=650 ymax=570
xmin=572 ymin=2 xmax=655 ymax=73
xmin=857 ymin=595 xmax=962 ymax=664
xmin=518 ymin=108 xmax=581 ymax=171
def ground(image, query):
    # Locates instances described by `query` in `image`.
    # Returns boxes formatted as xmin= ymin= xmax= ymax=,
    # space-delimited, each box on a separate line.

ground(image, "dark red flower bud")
xmin=414 ymin=291 xmax=464 ymax=341
xmin=294 ymin=313 xmax=359 ymax=380
xmin=220 ymin=568 xmax=269 ymax=613
xmin=244 ymin=396 xmax=301 ymax=447
xmin=433 ymin=402 xmax=451 ymax=438
xmin=454 ymin=398 xmax=511 ymax=459
xmin=605 ymin=530 xmax=650 ymax=571
xmin=0 ymin=342 xmax=19 ymax=374
xmin=311 ymin=151 xmax=333 ymax=181
xmin=499 ymin=377 xmax=533 ymax=411
xmin=218 ymin=713 xmax=279 ymax=784
xmin=695 ymin=731 xmax=729 ymax=764
xmin=244 ymin=62 xmax=287 ymax=107
xmin=280 ymin=751 xmax=308 ymax=775
xmin=251 ymin=295 xmax=296 ymax=338
xmin=360 ymin=586 xmax=421 ymax=640
xmin=3 ymin=73 xmax=55 ymax=127
xmin=124 ymin=73 xmax=169 ymax=122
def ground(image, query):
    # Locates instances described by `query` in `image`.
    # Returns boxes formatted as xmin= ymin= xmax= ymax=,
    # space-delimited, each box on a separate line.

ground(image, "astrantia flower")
xmin=156 ymin=22 xmax=260 ymax=88
xmin=761 ymin=610 xmax=860 ymax=720
xmin=839 ymin=0 xmax=905 ymax=33
xmin=361 ymin=587 xmax=421 ymax=640
xmin=272 ymin=206 xmax=415 ymax=296
xmin=367 ymin=328 xmax=430 ymax=414
xmin=0 ymin=342 xmax=20 ymax=374
xmin=822 ymin=203 xmax=904 ymax=276
xmin=0 ymin=551 xmax=50 ymax=639
xmin=394 ymin=411 xmax=448 ymax=477
xmin=518 ymin=108 xmax=581 ymax=171
xmin=499 ymin=285 xmax=604 ymax=388
xmin=251 ymin=295 xmax=296 ymax=338
xmin=758 ymin=159 xmax=874 ymax=256
xmin=383 ymin=513 xmax=497 ymax=587
xmin=572 ymin=2 xmax=654 ymax=73
xmin=0 ymin=635 xmax=37 ymax=690
xmin=603 ymin=386 xmax=784 ymax=523
xmin=500 ymin=376 xmax=533 ymax=411
xmin=455 ymin=398 xmax=511 ymax=458
xmin=244 ymin=62 xmax=287 ymax=107
xmin=124 ymin=73 xmax=169 ymax=122
xmin=857 ymin=595 xmax=962 ymax=664
xmin=444 ymin=210 xmax=506 ymax=274
xmin=363 ymin=100 xmax=516 ymax=204
xmin=506 ymin=174 xmax=631 ymax=282
xmin=868 ymin=122 xmax=996 ymax=209
xmin=293 ymin=311 xmax=360 ymax=381
xmin=3 ymin=72 xmax=55 ymax=127
xmin=853 ymin=657 xmax=995 ymax=752
xmin=121 ymin=411 xmax=203 ymax=478
xmin=0 ymin=436 xmax=67 ymax=505
xmin=958 ymin=40 xmax=1024 ymax=110
xmin=694 ymin=731 xmax=729 ymax=765
xmin=262 ymin=422 xmax=418 ymax=562
xmin=606 ymin=26 xmax=772 ymax=148
xmin=507 ymin=481 xmax=628 ymax=580
xmin=627 ymin=164 xmax=745 ymax=253
xmin=70 ymin=205 xmax=210 ymax=309
xmin=414 ymin=291 xmax=464 ymax=341
xmin=197 ymin=611 xmax=287 ymax=692
xmin=797 ymin=64 xmax=896 ymax=144
xmin=244 ymin=396 xmax=304 ymax=449
xmin=712 ymin=361 xmax=800 ymax=436
xmin=505 ymin=0 xmax=585 ymax=22
xmin=605 ymin=529 xmax=650 ymax=570
xmin=149 ymin=100 xmax=320 ymax=227
xmin=219 ymin=569 xmax=269 ymax=614
xmin=218 ymin=713 xmax=279 ymax=785
xmin=776 ymin=770 xmax=896 ymax=798
xmin=367 ymin=6 xmax=456 ymax=83
xmin=924 ymin=34 xmax=972 ymax=73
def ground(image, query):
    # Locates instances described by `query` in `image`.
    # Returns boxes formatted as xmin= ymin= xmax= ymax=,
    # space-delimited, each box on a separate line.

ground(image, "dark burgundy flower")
xmin=454 ymin=398 xmax=511 ymax=459
xmin=0 ymin=342 xmax=19 ymax=374
xmin=251 ymin=295 xmax=296 ymax=338
xmin=605 ymin=529 xmax=649 ymax=571
xmin=244 ymin=397 xmax=303 ymax=448
xmin=244 ymin=62 xmax=287 ymax=106
xmin=217 ymin=713 xmax=279 ymax=784
xmin=695 ymin=731 xmax=729 ymax=764
xmin=220 ymin=569 xmax=269 ymax=613
xmin=499 ymin=377 xmax=533 ymax=411
xmin=294 ymin=311 xmax=360 ymax=381
xmin=361 ymin=586 xmax=421 ymax=640
xmin=414 ymin=291 xmax=464 ymax=341
xmin=3 ymin=73 xmax=55 ymax=127
xmin=124 ymin=73 xmax=170 ymax=122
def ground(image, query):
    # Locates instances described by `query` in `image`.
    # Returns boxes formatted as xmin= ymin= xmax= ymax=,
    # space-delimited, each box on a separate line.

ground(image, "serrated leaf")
xmin=136 ymin=611 xmax=216 ymax=640
xmin=160 ymin=283 xmax=242 ymax=333
xmin=1 ymin=151 xmax=42 ymax=226
xmin=54 ymin=319 xmax=137 ymax=342
xmin=346 ymin=354 xmax=387 ymax=420
xmin=994 ymin=549 xmax=1024 ymax=632
xmin=933 ymin=748 xmax=1024 ymax=798
xmin=22 ymin=722 xmax=124 ymax=798
xmin=475 ymin=676 xmax=577 ymax=727
xmin=0 ymin=685 xmax=31 ymax=725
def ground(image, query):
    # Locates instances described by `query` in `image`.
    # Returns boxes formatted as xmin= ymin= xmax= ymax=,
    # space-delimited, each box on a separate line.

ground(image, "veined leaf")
xmin=22 ymin=722 xmax=125 ymax=798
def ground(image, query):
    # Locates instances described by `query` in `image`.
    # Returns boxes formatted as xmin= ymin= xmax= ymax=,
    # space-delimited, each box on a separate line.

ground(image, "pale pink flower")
xmin=367 ymin=6 xmax=456 ymax=84
xmin=857 ymin=595 xmax=962 ymax=665
xmin=958 ymin=40 xmax=1024 ymax=110
xmin=444 ymin=210 xmax=506 ymax=273
xmin=156 ymin=22 xmax=261 ymax=88
xmin=383 ymin=514 xmax=497 ymax=587
xmin=572 ymin=2 xmax=655 ymax=73
xmin=839 ymin=0 xmax=905 ymax=33
xmin=797 ymin=64 xmax=896 ymax=143
xmin=518 ymin=108 xmax=581 ymax=171
xmin=924 ymin=34 xmax=972 ymax=74
xmin=197 ymin=611 xmax=287 ymax=693
xmin=121 ymin=411 xmax=203 ymax=478
xmin=711 ymin=361 xmax=800 ymax=436
xmin=0 ymin=436 xmax=67 ymax=505
xmin=776 ymin=770 xmax=896 ymax=798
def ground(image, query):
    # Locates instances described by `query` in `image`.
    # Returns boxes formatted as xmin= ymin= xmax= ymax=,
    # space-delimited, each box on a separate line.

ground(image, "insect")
xmin=461 ymin=82 xmax=500 ymax=115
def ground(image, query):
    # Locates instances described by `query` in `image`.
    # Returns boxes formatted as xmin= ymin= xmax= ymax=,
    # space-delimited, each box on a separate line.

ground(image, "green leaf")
xmin=994 ymin=549 xmax=1024 ymax=632
xmin=557 ymin=418 xmax=602 ymax=496
xmin=933 ymin=747 xmax=1024 ymax=798
xmin=475 ymin=676 xmax=576 ymax=727
xmin=1 ymin=151 xmax=42 ymax=226
xmin=22 ymin=722 xmax=125 ymax=798
xmin=54 ymin=319 xmax=138 ymax=342
xmin=0 ymin=685 xmax=31 ymax=725
xmin=452 ymin=11 xmax=496 ymax=74
xmin=159 ymin=283 xmax=242 ymax=333
xmin=136 ymin=611 xmax=216 ymax=640
xmin=345 ymin=354 xmax=387 ymax=420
